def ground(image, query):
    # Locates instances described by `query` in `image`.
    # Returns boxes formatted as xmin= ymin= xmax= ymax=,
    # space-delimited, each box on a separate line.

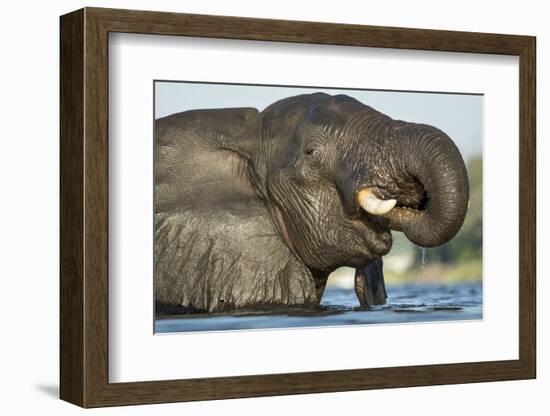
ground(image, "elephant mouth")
xmin=354 ymin=214 xmax=393 ymax=257
xmin=363 ymin=183 xmax=428 ymax=213
xmin=352 ymin=183 xmax=432 ymax=257
xmin=357 ymin=184 xmax=429 ymax=233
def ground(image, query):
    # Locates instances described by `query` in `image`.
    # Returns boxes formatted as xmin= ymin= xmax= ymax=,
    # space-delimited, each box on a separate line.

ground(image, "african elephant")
xmin=154 ymin=93 xmax=469 ymax=313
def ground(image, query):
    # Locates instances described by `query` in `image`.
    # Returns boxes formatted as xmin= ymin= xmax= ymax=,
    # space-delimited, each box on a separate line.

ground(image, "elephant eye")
xmin=304 ymin=135 xmax=325 ymax=159
xmin=305 ymin=146 xmax=321 ymax=158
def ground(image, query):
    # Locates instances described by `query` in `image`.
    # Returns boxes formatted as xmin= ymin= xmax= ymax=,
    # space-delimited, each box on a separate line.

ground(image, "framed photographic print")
xmin=60 ymin=7 xmax=536 ymax=408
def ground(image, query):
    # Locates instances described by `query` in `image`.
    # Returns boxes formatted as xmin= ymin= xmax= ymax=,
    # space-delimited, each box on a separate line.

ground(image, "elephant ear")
xmin=155 ymin=107 xmax=261 ymax=214
xmin=154 ymin=108 xmax=316 ymax=313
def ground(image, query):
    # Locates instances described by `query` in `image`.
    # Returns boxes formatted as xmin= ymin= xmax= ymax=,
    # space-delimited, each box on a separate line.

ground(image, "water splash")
xmin=421 ymin=247 xmax=427 ymax=265
xmin=417 ymin=246 xmax=428 ymax=279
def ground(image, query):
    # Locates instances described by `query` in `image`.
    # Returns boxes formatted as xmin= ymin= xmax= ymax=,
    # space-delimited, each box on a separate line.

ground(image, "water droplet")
xmin=421 ymin=247 xmax=427 ymax=265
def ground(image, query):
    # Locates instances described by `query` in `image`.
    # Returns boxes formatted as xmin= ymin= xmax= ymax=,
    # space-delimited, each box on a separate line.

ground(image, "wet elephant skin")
xmin=154 ymin=93 xmax=469 ymax=313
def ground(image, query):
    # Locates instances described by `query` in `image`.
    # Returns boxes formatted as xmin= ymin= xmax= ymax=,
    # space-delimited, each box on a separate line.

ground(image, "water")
xmin=155 ymin=282 xmax=482 ymax=333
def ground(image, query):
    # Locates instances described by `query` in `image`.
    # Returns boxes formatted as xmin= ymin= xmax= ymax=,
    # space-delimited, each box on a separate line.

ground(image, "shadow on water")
xmin=155 ymin=282 xmax=482 ymax=333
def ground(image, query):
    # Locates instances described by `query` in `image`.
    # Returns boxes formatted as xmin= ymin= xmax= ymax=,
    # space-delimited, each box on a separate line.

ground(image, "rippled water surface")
xmin=155 ymin=282 xmax=482 ymax=333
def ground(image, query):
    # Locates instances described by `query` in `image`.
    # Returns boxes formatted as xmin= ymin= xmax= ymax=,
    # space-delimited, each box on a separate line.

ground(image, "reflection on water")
xmin=155 ymin=282 xmax=482 ymax=334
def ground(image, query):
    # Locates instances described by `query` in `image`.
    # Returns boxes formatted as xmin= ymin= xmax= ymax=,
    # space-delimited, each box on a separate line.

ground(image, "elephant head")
xmin=154 ymin=92 xmax=469 ymax=313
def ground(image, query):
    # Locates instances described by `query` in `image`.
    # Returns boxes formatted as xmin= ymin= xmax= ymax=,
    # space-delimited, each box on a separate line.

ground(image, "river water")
xmin=155 ymin=281 xmax=482 ymax=334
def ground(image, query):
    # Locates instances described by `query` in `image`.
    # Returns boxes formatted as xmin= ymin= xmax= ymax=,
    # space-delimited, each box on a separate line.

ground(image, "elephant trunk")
xmin=340 ymin=116 xmax=470 ymax=248
xmin=378 ymin=123 xmax=470 ymax=247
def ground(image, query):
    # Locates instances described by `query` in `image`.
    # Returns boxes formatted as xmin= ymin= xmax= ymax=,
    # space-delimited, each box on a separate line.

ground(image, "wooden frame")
xmin=60 ymin=7 xmax=536 ymax=408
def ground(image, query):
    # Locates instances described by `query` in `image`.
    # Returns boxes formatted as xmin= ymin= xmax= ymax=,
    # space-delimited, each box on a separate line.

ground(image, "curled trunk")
xmin=383 ymin=125 xmax=470 ymax=247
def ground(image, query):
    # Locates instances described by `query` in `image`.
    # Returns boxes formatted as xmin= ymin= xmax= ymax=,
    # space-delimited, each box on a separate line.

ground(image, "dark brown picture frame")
xmin=60 ymin=7 xmax=536 ymax=408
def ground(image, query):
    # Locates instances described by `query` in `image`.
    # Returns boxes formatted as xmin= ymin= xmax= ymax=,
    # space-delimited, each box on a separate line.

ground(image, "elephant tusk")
xmin=358 ymin=188 xmax=397 ymax=216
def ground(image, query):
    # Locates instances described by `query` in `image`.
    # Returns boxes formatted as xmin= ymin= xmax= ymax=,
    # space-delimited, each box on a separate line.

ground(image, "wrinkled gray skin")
xmin=155 ymin=93 xmax=469 ymax=313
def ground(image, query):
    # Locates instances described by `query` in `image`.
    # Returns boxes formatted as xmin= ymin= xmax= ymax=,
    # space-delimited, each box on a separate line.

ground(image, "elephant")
xmin=154 ymin=92 xmax=469 ymax=314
